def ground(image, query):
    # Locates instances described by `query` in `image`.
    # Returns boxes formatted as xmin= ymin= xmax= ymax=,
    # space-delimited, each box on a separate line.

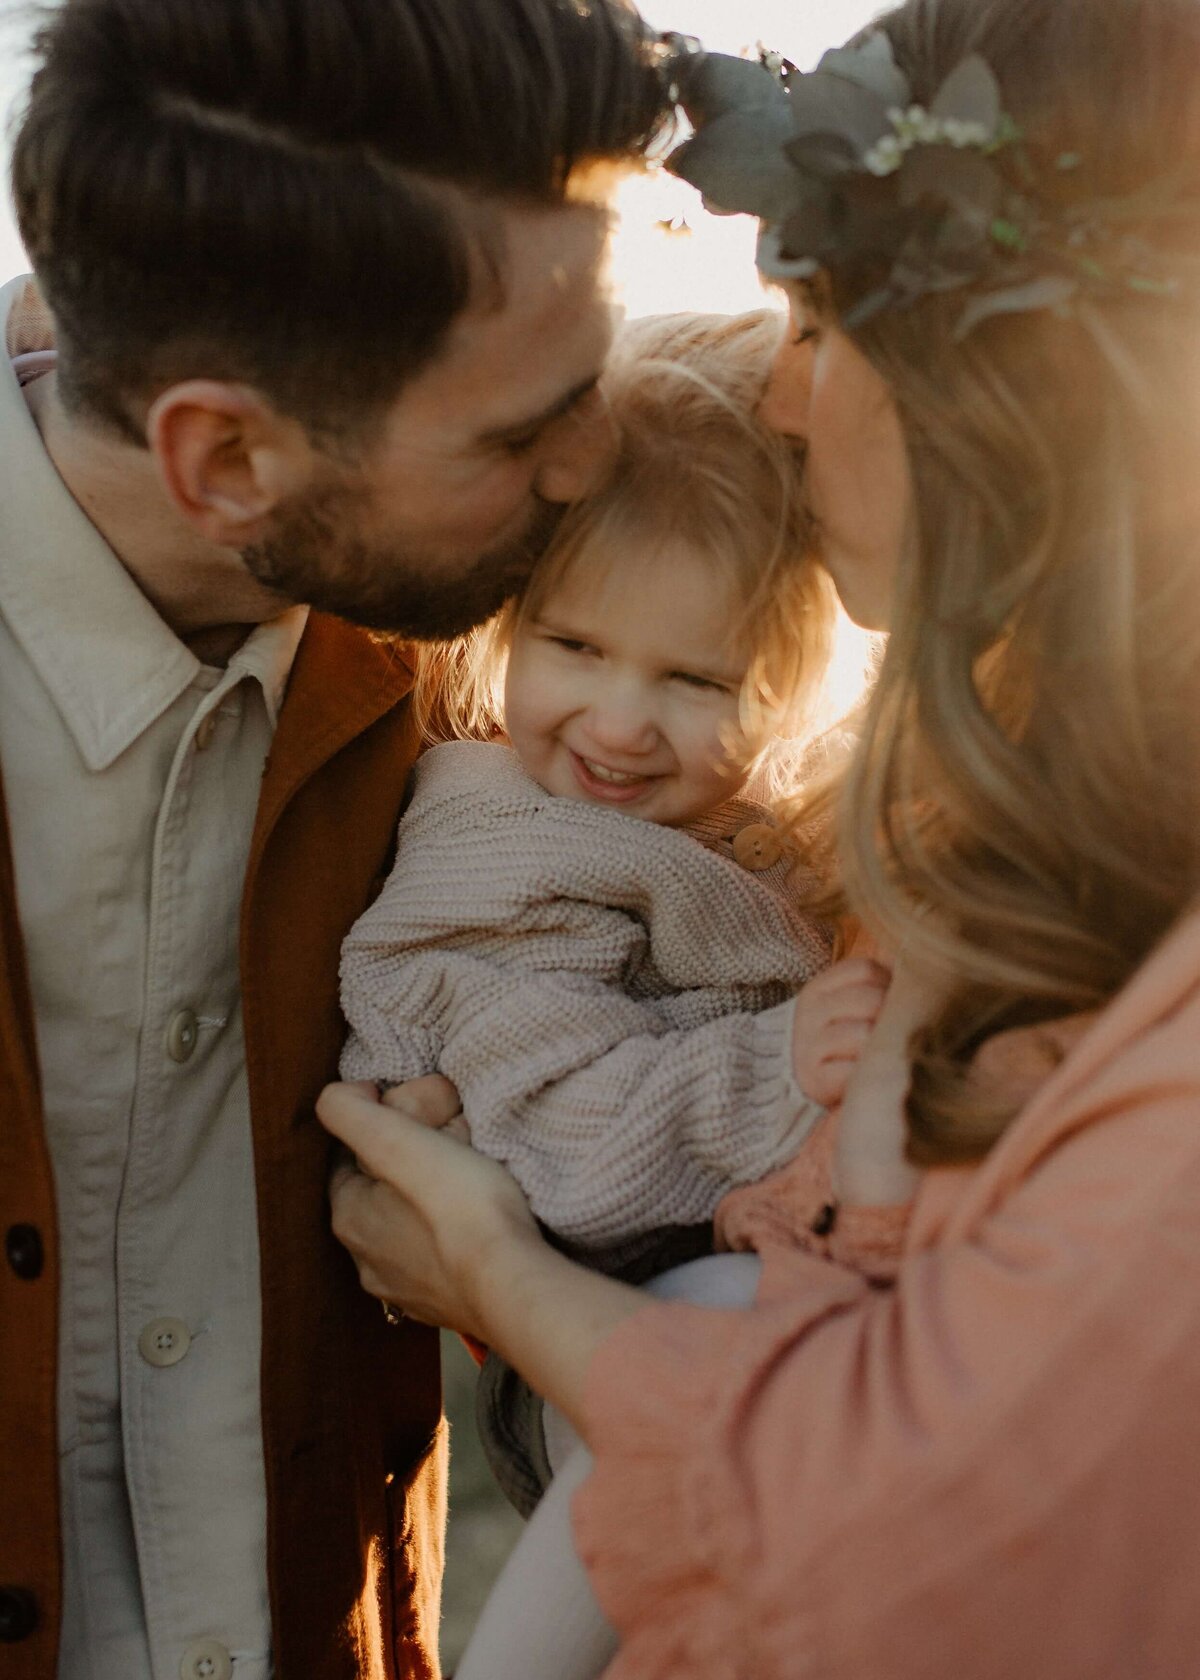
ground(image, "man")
xmin=0 ymin=3 xmax=664 ymax=1677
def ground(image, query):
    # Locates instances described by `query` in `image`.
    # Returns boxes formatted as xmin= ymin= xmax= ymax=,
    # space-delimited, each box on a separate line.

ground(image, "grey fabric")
xmin=477 ymin=1222 xmax=715 ymax=1516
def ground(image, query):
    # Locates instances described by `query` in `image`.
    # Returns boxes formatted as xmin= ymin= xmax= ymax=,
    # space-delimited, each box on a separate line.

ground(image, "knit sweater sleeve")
xmin=344 ymin=943 xmax=820 ymax=1246
xmin=339 ymin=743 xmax=825 ymax=1247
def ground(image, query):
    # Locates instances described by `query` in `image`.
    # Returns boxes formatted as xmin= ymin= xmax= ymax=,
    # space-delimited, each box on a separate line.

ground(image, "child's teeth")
xmin=585 ymin=759 xmax=641 ymax=785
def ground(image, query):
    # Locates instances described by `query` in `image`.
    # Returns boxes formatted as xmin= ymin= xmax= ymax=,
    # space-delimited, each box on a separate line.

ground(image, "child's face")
xmin=504 ymin=541 xmax=758 ymax=827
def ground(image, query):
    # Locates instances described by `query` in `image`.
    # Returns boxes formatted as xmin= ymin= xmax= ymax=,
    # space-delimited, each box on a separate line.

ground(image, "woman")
xmin=320 ymin=0 xmax=1200 ymax=1672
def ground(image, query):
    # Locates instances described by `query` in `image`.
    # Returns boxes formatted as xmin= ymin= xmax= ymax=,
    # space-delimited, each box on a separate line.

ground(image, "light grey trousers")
xmin=454 ymin=1252 xmax=763 ymax=1680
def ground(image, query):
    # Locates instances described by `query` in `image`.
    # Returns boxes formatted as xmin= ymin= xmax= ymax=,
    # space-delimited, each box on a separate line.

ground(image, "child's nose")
xmin=585 ymin=690 xmax=658 ymax=755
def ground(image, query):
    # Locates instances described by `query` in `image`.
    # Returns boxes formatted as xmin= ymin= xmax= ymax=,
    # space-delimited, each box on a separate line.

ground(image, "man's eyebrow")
xmin=475 ymin=375 xmax=600 ymax=446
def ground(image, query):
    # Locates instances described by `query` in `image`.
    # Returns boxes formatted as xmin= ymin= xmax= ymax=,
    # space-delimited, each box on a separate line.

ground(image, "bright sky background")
xmin=0 ymin=0 xmax=885 ymax=302
xmin=613 ymin=0 xmax=885 ymax=317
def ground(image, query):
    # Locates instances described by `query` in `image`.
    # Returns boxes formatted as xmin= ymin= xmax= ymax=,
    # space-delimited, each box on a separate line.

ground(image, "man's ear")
xmin=146 ymin=381 xmax=318 ymax=546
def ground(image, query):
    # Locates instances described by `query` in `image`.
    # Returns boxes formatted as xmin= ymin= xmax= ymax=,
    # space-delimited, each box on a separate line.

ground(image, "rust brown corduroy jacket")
xmin=0 ymin=611 xmax=445 ymax=1680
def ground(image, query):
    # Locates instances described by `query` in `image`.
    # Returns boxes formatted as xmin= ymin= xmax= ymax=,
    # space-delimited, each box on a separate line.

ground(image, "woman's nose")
xmin=758 ymin=333 xmax=813 ymax=440
xmin=533 ymin=387 xmax=618 ymax=505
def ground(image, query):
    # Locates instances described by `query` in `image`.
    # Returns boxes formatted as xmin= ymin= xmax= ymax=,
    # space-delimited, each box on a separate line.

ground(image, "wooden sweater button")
xmin=732 ymin=823 xmax=783 ymax=871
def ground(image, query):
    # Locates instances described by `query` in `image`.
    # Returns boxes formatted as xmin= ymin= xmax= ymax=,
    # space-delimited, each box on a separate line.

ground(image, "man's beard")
xmin=241 ymin=481 xmax=563 ymax=638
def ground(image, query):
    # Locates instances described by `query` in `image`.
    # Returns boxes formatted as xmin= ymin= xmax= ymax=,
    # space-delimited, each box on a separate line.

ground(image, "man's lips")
xmin=568 ymin=750 xmax=662 ymax=803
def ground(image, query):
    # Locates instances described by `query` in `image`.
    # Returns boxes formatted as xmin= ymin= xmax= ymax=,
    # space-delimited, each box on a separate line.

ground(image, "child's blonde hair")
xmin=411 ymin=308 xmax=838 ymax=796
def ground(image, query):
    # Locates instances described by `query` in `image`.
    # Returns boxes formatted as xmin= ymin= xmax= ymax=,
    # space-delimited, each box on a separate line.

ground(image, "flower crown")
xmin=658 ymin=31 xmax=1188 ymax=338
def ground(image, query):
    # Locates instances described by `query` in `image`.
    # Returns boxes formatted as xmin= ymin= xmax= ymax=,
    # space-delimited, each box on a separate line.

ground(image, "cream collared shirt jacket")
xmin=0 ymin=276 xmax=306 ymax=1680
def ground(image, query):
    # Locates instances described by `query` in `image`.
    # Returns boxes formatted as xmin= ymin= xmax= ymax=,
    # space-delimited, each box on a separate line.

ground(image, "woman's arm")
xmin=324 ymin=974 xmax=1200 ymax=1679
xmin=322 ymin=1079 xmax=645 ymax=1431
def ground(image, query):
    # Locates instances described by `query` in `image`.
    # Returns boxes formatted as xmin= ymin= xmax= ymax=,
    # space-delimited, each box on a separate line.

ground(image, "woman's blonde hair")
xmin=411 ymin=308 xmax=839 ymax=797
xmin=805 ymin=0 xmax=1200 ymax=1163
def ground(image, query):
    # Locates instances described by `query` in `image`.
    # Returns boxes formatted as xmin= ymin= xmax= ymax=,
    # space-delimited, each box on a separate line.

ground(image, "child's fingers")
xmin=830 ymin=956 xmax=892 ymax=987
xmin=318 ymin=1080 xmax=462 ymax=1186
xmin=816 ymin=1020 xmax=875 ymax=1062
xmin=379 ymin=1073 xmax=463 ymax=1129
xmin=805 ymin=1056 xmax=858 ymax=1106
xmin=818 ymin=981 xmax=890 ymax=1026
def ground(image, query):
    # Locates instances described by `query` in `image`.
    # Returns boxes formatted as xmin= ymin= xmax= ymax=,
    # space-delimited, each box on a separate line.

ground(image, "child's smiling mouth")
xmin=569 ymin=750 xmax=662 ymax=803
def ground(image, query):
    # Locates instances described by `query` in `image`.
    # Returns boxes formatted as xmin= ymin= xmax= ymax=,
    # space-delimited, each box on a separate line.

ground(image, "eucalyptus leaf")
xmin=667 ymin=107 xmax=798 ymax=221
xmin=789 ymin=71 xmax=894 ymax=155
xmin=899 ymin=145 xmax=1004 ymax=220
xmin=757 ymin=221 xmax=821 ymax=280
xmin=679 ymin=52 xmax=789 ymax=125
xmin=815 ymin=34 xmax=910 ymax=108
xmin=929 ymin=55 xmax=1002 ymax=132
xmin=954 ymin=273 xmax=1078 ymax=338
xmin=786 ymin=130 xmax=860 ymax=180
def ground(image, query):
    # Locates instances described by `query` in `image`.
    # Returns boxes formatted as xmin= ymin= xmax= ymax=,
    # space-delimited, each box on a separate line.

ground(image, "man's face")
xmin=242 ymin=202 xmax=617 ymax=637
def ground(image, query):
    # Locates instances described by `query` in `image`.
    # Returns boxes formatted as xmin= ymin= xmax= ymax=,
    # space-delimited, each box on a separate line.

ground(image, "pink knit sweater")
xmin=340 ymin=741 xmax=832 ymax=1248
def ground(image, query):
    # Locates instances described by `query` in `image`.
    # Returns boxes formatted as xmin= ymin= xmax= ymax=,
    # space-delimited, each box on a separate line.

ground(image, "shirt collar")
xmin=224 ymin=606 xmax=309 ymax=728
xmin=0 ymin=276 xmax=305 ymax=769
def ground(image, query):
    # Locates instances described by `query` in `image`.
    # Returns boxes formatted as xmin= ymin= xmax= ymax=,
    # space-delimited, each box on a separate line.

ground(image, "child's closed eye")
xmin=669 ymin=670 xmax=734 ymax=694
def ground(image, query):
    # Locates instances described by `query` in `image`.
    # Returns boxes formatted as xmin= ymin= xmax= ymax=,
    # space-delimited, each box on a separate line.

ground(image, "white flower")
xmin=941 ymin=117 xmax=991 ymax=148
xmin=864 ymin=134 xmax=904 ymax=176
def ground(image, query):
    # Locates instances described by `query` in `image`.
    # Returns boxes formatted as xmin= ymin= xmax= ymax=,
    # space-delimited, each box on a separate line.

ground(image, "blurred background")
xmin=0 ymin=0 xmax=884 ymax=314
xmin=0 ymin=0 xmax=883 ymax=1669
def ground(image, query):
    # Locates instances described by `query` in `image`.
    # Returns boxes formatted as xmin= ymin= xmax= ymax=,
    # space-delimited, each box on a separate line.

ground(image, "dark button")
xmin=5 ymin=1224 xmax=44 ymax=1281
xmin=810 ymin=1202 xmax=839 ymax=1238
xmin=0 ymin=1586 xmax=38 ymax=1642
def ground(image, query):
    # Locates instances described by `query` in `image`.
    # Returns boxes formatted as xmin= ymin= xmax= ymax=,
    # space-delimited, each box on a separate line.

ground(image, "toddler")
xmin=338 ymin=310 xmax=885 ymax=1678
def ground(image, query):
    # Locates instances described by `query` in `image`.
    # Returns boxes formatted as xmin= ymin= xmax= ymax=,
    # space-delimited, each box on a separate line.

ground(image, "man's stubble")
xmin=241 ymin=479 xmax=564 ymax=639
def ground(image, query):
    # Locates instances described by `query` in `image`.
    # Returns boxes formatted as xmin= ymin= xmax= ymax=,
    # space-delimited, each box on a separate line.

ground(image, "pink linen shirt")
xmin=575 ymin=903 xmax=1200 ymax=1679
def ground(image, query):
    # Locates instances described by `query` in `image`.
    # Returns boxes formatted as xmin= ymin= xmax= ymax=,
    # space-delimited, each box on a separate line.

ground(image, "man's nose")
xmin=533 ymin=388 xmax=618 ymax=505
xmin=757 ymin=334 xmax=813 ymax=440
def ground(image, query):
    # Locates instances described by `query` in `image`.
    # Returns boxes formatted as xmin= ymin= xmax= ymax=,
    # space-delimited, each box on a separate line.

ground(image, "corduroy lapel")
xmin=250 ymin=612 xmax=414 ymax=872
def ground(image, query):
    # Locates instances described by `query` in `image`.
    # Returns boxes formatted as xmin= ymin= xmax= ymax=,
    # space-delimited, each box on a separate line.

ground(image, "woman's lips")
xmin=568 ymin=750 xmax=660 ymax=804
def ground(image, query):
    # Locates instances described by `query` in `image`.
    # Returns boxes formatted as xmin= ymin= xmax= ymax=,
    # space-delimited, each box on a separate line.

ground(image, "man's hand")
xmin=791 ymin=957 xmax=891 ymax=1107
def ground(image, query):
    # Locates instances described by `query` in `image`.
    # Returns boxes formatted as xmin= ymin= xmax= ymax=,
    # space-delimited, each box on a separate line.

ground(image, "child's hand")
xmin=791 ymin=957 xmax=891 ymax=1107
xmin=380 ymin=1074 xmax=472 ymax=1142
xmin=835 ymin=956 xmax=943 ymax=1206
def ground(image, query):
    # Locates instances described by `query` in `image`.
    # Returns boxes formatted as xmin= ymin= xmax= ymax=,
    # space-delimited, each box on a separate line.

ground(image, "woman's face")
xmin=759 ymin=292 xmax=911 ymax=632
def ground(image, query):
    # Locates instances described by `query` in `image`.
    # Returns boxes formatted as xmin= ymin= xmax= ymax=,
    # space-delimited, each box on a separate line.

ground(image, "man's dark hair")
xmin=11 ymin=0 xmax=665 ymax=441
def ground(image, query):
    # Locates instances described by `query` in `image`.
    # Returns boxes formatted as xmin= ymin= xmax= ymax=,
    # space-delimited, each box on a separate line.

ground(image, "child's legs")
xmin=453 ymin=1253 xmax=763 ymax=1680
xmin=541 ymin=1252 xmax=762 ymax=1471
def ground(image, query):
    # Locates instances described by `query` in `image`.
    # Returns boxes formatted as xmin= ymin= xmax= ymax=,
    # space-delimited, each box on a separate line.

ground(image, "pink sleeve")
xmin=717 ymin=1110 xmax=911 ymax=1282
xmin=573 ymin=1021 xmax=1200 ymax=1680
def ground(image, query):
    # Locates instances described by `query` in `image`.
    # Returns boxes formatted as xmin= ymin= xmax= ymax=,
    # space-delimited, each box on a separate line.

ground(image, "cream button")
xmin=166 ymin=1008 xmax=199 ymax=1063
xmin=732 ymin=822 xmax=784 ymax=871
xmin=179 ymin=1640 xmax=232 ymax=1680
xmin=194 ymin=713 xmax=218 ymax=751
xmin=138 ymin=1317 xmax=192 ymax=1368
